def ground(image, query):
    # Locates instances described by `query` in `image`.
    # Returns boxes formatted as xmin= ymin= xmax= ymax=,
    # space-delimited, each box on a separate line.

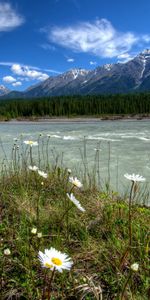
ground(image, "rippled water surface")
xmin=0 ymin=120 xmax=150 ymax=192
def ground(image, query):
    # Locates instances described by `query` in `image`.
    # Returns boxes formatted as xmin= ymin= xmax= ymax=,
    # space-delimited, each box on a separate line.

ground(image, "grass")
xmin=0 ymin=142 xmax=150 ymax=299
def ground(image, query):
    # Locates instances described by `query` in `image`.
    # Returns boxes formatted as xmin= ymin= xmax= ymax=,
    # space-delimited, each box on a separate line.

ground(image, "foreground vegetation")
xmin=0 ymin=141 xmax=150 ymax=299
xmin=1 ymin=93 xmax=150 ymax=119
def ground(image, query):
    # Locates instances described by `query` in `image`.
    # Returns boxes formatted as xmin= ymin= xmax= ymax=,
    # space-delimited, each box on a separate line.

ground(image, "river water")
xmin=0 ymin=120 xmax=150 ymax=197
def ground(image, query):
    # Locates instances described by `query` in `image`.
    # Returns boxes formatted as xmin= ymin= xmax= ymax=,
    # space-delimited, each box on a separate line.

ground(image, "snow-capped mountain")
xmin=0 ymin=85 xmax=10 ymax=96
xmin=2 ymin=49 xmax=150 ymax=98
xmin=25 ymin=68 xmax=90 ymax=97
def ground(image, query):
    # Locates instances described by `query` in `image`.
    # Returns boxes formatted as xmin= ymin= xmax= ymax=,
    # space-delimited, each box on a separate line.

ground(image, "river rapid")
xmin=0 ymin=119 xmax=150 ymax=199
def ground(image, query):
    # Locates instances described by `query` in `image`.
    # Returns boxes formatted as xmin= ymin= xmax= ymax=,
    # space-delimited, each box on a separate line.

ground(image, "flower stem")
xmin=30 ymin=146 xmax=33 ymax=166
xmin=121 ymin=271 xmax=132 ymax=300
xmin=128 ymin=181 xmax=135 ymax=263
xmin=47 ymin=268 xmax=55 ymax=300
xmin=42 ymin=270 xmax=47 ymax=300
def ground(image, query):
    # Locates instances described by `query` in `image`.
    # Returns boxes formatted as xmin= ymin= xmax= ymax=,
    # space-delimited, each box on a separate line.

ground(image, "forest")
xmin=0 ymin=93 xmax=150 ymax=118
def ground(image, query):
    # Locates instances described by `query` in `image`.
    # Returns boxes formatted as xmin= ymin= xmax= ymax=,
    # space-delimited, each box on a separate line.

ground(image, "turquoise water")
xmin=0 ymin=120 xmax=150 ymax=195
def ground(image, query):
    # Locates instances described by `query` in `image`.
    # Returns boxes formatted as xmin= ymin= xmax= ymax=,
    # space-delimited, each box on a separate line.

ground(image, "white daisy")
xmin=31 ymin=227 xmax=37 ymax=234
xmin=24 ymin=140 xmax=38 ymax=147
xmin=38 ymin=247 xmax=73 ymax=272
xmin=4 ymin=248 xmax=11 ymax=255
xmin=124 ymin=173 xmax=146 ymax=182
xmin=38 ymin=170 xmax=48 ymax=179
xmin=28 ymin=165 xmax=39 ymax=171
xmin=67 ymin=193 xmax=85 ymax=212
xmin=131 ymin=263 xmax=139 ymax=272
xmin=69 ymin=176 xmax=83 ymax=188
xmin=37 ymin=232 xmax=42 ymax=238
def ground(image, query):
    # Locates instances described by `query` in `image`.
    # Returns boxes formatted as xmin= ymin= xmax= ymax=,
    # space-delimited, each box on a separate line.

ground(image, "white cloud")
xmin=0 ymin=61 xmax=16 ymax=66
xmin=11 ymin=64 xmax=49 ymax=81
xmin=142 ymin=35 xmax=150 ymax=43
xmin=117 ymin=53 xmax=134 ymax=63
xmin=90 ymin=61 xmax=97 ymax=65
xmin=0 ymin=61 xmax=61 ymax=75
xmin=0 ymin=3 xmax=24 ymax=32
xmin=41 ymin=43 xmax=56 ymax=51
xmin=3 ymin=75 xmax=16 ymax=83
xmin=12 ymin=81 xmax=22 ymax=87
xmin=43 ymin=68 xmax=61 ymax=74
xmin=67 ymin=58 xmax=74 ymax=62
xmin=48 ymin=19 xmax=150 ymax=58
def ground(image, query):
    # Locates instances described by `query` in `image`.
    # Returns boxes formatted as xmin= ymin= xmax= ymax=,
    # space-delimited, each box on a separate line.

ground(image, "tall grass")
xmin=0 ymin=137 xmax=150 ymax=299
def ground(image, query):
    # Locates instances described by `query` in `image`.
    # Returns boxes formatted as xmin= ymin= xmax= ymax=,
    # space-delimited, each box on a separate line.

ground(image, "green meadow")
xmin=0 ymin=139 xmax=149 ymax=300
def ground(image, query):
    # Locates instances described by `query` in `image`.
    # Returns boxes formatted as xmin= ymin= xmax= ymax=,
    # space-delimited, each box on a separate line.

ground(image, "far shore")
xmin=1 ymin=114 xmax=150 ymax=123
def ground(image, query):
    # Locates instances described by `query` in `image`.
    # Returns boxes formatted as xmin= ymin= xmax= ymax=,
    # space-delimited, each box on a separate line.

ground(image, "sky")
xmin=1 ymin=0 xmax=150 ymax=91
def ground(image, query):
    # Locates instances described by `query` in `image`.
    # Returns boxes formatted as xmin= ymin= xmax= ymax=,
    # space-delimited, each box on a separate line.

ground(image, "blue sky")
xmin=1 ymin=0 xmax=150 ymax=91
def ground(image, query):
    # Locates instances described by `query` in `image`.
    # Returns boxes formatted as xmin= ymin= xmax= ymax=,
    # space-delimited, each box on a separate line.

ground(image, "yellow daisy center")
xmin=44 ymin=262 xmax=53 ymax=268
xmin=29 ymin=141 xmax=33 ymax=145
xmin=73 ymin=181 xmax=78 ymax=186
xmin=51 ymin=257 xmax=62 ymax=266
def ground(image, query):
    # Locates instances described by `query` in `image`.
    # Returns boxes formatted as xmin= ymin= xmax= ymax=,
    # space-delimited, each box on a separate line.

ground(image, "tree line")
xmin=0 ymin=93 xmax=150 ymax=119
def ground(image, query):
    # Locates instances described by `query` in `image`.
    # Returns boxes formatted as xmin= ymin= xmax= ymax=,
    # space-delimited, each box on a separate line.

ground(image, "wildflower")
xmin=31 ymin=227 xmax=37 ymax=234
xmin=4 ymin=248 xmax=11 ymax=255
xmin=28 ymin=165 xmax=39 ymax=171
xmin=69 ymin=176 xmax=83 ymax=188
xmin=37 ymin=232 xmax=42 ymax=238
xmin=124 ymin=173 xmax=145 ymax=182
xmin=41 ymin=181 xmax=44 ymax=186
xmin=67 ymin=193 xmax=85 ymax=212
xmin=67 ymin=169 xmax=72 ymax=174
xmin=38 ymin=170 xmax=48 ymax=178
xmin=131 ymin=263 xmax=139 ymax=272
xmin=38 ymin=247 xmax=73 ymax=272
xmin=24 ymin=140 xmax=38 ymax=146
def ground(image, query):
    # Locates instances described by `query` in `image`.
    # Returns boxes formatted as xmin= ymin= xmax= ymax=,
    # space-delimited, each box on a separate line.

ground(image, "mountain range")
xmin=2 ymin=49 xmax=150 ymax=99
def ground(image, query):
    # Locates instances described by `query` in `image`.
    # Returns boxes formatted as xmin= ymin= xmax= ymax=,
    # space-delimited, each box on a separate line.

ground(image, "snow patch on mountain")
xmin=103 ymin=64 xmax=113 ymax=71
xmin=140 ymin=58 xmax=146 ymax=79
xmin=0 ymin=85 xmax=10 ymax=95
xmin=68 ymin=69 xmax=89 ymax=79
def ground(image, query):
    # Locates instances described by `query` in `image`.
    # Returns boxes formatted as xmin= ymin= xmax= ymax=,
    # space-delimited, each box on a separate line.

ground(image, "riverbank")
xmin=1 ymin=113 xmax=150 ymax=123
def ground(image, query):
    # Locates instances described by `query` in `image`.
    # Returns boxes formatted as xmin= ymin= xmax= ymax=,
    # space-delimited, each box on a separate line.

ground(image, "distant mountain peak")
xmin=140 ymin=49 xmax=150 ymax=55
xmin=67 ymin=68 xmax=90 ymax=79
xmin=138 ymin=49 xmax=150 ymax=62
xmin=0 ymin=85 xmax=10 ymax=96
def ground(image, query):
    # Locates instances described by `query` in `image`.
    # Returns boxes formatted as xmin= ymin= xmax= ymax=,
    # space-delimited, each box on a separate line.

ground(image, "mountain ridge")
xmin=2 ymin=49 xmax=150 ymax=99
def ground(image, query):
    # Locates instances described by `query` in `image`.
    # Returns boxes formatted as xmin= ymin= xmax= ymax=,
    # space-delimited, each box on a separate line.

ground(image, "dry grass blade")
xmin=75 ymin=275 xmax=103 ymax=300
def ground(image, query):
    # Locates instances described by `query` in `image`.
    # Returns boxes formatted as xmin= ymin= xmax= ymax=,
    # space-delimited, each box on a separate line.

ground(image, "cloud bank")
xmin=0 ymin=3 xmax=24 ymax=32
xmin=3 ymin=75 xmax=16 ymax=83
xmin=48 ymin=19 xmax=150 ymax=59
xmin=11 ymin=64 xmax=49 ymax=81
xmin=12 ymin=81 xmax=22 ymax=87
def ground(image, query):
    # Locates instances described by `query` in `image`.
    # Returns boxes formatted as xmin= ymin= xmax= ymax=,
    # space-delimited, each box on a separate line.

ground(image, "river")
xmin=0 ymin=119 xmax=150 ymax=198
